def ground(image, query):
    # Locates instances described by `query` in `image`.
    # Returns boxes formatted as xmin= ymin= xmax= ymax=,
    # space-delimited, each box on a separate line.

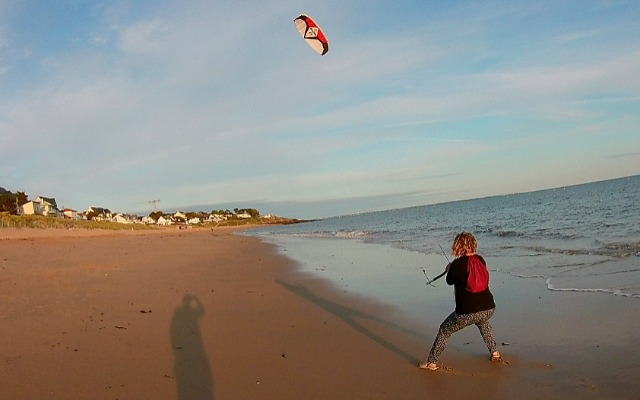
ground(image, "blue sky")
xmin=1 ymin=1 xmax=638 ymax=219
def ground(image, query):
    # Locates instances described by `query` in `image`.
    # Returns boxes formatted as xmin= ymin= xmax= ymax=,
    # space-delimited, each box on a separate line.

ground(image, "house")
xmin=157 ymin=216 xmax=173 ymax=226
xmin=236 ymin=212 xmax=252 ymax=219
xmin=86 ymin=207 xmax=112 ymax=221
xmin=36 ymin=196 xmax=58 ymax=216
xmin=141 ymin=216 xmax=156 ymax=225
xmin=112 ymin=213 xmax=132 ymax=224
xmin=20 ymin=201 xmax=40 ymax=216
xmin=20 ymin=196 xmax=59 ymax=217
xmin=62 ymin=208 xmax=80 ymax=220
xmin=207 ymin=214 xmax=226 ymax=223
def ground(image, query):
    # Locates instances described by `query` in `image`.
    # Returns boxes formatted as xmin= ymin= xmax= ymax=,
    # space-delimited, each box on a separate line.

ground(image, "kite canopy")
xmin=294 ymin=14 xmax=329 ymax=55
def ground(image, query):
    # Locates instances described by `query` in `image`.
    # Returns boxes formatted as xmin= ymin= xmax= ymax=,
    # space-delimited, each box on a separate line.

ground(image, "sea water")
xmin=247 ymin=175 xmax=640 ymax=301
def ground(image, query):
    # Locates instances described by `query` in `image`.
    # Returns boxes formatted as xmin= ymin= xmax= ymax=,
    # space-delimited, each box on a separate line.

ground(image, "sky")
xmin=1 ymin=1 xmax=639 ymax=219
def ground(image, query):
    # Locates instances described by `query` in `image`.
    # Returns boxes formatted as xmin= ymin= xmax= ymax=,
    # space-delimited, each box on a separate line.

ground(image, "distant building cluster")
xmin=15 ymin=195 xmax=272 ymax=226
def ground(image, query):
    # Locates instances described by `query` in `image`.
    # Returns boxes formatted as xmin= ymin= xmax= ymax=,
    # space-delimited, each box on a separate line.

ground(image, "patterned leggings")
xmin=428 ymin=308 xmax=497 ymax=363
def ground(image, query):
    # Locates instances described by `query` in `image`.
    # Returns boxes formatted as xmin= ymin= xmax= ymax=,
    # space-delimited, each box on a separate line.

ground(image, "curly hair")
xmin=451 ymin=232 xmax=477 ymax=257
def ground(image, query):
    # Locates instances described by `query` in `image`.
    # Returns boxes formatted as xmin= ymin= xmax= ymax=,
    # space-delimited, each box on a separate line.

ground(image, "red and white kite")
xmin=294 ymin=14 xmax=329 ymax=55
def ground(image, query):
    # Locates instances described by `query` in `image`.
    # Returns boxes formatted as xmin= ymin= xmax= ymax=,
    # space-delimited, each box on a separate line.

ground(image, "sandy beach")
xmin=1 ymin=227 xmax=638 ymax=399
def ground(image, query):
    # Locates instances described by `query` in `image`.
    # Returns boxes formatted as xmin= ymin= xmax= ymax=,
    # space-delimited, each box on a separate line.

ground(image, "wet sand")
xmin=1 ymin=227 xmax=637 ymax=399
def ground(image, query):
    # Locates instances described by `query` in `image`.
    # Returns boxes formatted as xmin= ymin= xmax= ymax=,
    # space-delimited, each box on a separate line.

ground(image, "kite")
xmin=294 ymin=14 xmax=329 ymax=55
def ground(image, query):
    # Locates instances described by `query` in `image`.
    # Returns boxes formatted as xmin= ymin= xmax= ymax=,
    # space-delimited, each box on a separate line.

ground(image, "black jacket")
xmin=446 ymin=255 xmax=496 ymax=315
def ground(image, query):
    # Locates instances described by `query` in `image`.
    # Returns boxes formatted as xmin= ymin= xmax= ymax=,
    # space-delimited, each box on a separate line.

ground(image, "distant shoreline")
xmin=0 ymin=213 xmax=307 ymax=234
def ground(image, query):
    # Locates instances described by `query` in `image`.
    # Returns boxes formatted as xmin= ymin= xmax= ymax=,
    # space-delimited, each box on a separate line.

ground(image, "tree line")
xmin=0 ymin=188 xmax=28 ymax=214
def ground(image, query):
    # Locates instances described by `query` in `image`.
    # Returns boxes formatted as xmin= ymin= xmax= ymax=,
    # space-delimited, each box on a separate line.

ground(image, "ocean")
xmin=246 ymin=175 xmax=640 ymax=303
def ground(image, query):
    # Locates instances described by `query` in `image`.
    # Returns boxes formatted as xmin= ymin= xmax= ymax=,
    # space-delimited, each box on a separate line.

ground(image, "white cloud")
xmin=119 ymin=19 xmax=171 ymax=55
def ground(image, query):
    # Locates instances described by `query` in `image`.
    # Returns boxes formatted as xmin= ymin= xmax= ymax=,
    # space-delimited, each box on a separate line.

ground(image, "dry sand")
xmin=1 ymin=227 xmax=637 ymax=399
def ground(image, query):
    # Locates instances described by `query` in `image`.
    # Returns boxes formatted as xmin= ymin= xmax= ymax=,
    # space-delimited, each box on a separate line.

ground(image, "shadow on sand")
xmin=276 ymin=279 xmax=427 ymax=365
xmin=171 ymin=294 xmax=213 ymax=400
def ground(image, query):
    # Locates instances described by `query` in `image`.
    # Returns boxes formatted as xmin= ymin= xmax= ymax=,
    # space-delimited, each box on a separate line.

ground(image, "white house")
xmin=157 ymin=216 xmax=173 ymax=226
xmin=86 ymin=207 xmax=112 ymax=221
xmin=112 ymin=213 xmax=132 ymax=224
xmin=36 ymin=196 xmax=58 ymax=216
xmin=207 ymin=214 xmax=226 ymax=223
xmin=20 ymin=196 xmax=59 ymax=217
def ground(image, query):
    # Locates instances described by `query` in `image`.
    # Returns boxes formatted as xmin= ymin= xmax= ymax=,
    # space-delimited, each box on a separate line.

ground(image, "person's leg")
xmin=474 ymin=308 xmax=499 ymax=357
xmin=427 ymin=311 xmax=468 ymax=363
